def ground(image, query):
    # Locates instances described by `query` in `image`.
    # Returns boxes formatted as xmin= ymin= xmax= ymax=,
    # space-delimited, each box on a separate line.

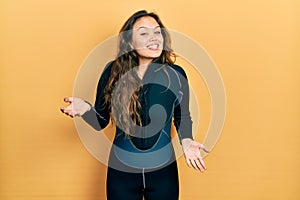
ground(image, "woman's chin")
xmin=141 ymin=51 xmax=163 ymax=59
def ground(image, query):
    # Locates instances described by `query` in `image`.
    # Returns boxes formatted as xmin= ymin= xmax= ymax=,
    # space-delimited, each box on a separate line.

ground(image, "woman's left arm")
xmin=172 ymin=65 xmax=209 ymax=172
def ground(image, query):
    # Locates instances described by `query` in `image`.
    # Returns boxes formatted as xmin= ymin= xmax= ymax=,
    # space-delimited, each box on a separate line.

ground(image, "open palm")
xmin=181 ymin=138 xmax=210 ymax=172
xmin=60 ymin=97 xmax=91 ymax=118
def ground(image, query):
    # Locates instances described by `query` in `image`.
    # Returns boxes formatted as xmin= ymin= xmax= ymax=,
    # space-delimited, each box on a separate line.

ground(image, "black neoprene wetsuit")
xmin=82 ymin=58 xmax=193 ymax=200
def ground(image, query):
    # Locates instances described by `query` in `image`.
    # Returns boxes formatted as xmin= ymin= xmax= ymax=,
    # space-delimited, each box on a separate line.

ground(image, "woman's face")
xmin=131 ymin=16 xmax=164 ymax=62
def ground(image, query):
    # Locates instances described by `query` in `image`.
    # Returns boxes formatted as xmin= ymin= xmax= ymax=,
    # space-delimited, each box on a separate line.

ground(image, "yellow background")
xmin=1 ymin=0 xmax=299 ymax=199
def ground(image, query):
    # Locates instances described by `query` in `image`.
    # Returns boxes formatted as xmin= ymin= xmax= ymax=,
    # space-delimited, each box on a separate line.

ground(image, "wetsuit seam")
xmin=142 ymin=168 xmax=146 ymax=189
xmin=168 ymin=65 xmax=182 ymax=88
xmin=91 ymin=107 xmax=108 ymax=121
xmin=127 ymin=130 xmax=165 ymax=152
xmin=161 ymin=129 xmax=171 ymax=139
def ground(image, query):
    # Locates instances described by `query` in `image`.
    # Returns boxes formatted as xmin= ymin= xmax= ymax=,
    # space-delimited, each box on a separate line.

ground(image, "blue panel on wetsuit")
xmin=113 ymin=129 xmax=173 ymax=169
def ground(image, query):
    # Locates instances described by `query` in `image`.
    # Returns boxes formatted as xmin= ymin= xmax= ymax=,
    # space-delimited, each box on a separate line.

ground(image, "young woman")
xmin=61 ymin=10 xmax=209 ymax=200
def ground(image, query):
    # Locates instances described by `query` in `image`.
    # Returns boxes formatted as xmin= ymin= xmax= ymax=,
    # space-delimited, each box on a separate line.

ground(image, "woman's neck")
xmin=136 ymin=57 xmax=153 ymax=79
xmin=139 ymin=57 xmax=153 ymax=66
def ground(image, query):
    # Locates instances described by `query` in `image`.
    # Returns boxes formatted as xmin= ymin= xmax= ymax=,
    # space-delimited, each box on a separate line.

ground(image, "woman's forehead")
xmin=133 ymin=16 xmax=160 ymax=30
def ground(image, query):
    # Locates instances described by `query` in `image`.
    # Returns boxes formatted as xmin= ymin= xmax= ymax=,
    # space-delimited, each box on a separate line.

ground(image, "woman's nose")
xmin=149 ymin=33 xmax=158 ymax=42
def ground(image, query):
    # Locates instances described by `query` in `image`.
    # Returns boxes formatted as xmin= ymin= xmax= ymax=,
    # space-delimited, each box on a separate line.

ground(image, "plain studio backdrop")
xmin=1 ymin=0 xmax=299 ymax=199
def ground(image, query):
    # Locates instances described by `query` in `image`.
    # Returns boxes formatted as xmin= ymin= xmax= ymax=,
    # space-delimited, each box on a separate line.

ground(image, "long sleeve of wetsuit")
xmin=172 ymin=65 xmax=194 ymax=143
xmin=81 ymin=62 xmax=113 ymax=131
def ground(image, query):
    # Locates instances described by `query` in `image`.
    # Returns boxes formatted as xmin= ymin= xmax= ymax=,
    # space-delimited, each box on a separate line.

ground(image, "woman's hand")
xmin=60 ymin=97 xmax=91 ymax=118
xmin=181 ymin=138 xmax=210 ymax=172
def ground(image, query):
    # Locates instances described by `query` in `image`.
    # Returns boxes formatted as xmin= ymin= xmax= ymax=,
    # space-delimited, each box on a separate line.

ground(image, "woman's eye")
xmin=140 ymin=32 xmax=148 ymax=36
xmin=155 ymin=31 xmax=161 ymax=34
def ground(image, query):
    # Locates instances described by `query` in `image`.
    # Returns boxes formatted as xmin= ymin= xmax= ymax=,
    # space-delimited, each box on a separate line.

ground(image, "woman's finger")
xmin=186 ymin=158 xmax=192 ymax=168
xmin=190 ymin=159 xmax=199 ymax=171
xmin=198 ymin=157 xmax=207 ymax=170
xmin=68 ymin=111 xmax=76 ymax=118
xmin=195 ymin=159 xmax=204 ymax=172
xmin=200 ymin=144 xmax=210 ymax=153
xmin=60 ymin=107 xmax=72 ymax=116
xmin=64 ymin=97 xmax=73 ymax=103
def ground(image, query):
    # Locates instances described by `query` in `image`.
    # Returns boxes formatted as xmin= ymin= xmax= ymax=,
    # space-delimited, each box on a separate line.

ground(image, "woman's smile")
xmin=147 ymin=43 xmax=160 ymax=50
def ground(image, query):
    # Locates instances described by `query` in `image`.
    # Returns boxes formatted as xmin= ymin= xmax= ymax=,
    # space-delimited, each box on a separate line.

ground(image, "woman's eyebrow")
xmin=136 ymin=25 xmax=160 ymax=31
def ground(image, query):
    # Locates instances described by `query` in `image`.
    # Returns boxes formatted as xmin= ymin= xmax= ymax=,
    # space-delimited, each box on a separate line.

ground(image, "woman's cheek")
xmin=133 ymin=39 xmax=146 ymax=51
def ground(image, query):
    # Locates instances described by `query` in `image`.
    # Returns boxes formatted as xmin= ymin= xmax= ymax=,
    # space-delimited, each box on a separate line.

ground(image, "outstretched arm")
xmin=60 ymin=95 xmax=110 ymax=131
xmin=172 ymin=64 xmax=209 ymax=172
xmin=60 ymin=62 xmax=113 ymax=131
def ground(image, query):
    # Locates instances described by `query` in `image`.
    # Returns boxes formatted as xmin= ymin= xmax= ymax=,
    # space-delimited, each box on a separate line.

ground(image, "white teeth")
xmin=147 ymin=44 xmax=159 ymax=50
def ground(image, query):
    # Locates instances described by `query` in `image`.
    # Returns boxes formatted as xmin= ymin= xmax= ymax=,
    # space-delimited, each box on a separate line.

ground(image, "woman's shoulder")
xmin=100 ymin=60 xmax=115 ymax=78
xmin=168 ymin=63 xmax=188 ymax=79
xmin=103 ymin=60 xmax=115 ymax=72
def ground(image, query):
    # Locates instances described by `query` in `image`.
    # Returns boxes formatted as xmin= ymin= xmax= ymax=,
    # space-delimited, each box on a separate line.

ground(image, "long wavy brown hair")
xmin=104 ymin=10 xmax=176 ymax=135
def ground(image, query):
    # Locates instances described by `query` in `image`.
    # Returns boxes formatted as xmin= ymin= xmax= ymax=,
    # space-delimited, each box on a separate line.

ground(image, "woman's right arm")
xmin=60 ymin=62 xmax=113 ymax=131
